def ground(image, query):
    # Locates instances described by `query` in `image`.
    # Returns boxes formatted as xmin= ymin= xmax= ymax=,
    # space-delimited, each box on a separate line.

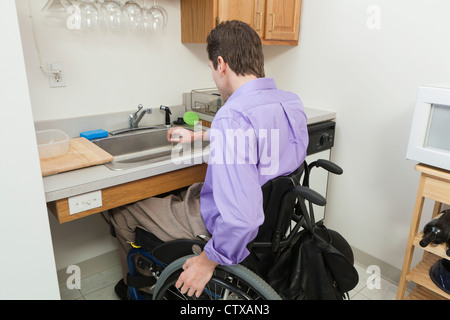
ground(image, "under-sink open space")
xmin=91 ymin=126 xmax=209 ymax=171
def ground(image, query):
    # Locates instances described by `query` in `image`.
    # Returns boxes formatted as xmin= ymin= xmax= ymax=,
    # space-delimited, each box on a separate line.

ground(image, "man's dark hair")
xmin=207 ymin=20 xmax=265 ymax=78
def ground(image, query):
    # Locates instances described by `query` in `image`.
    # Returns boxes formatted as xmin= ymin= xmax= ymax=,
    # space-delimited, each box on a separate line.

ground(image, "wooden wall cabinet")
xmin=180 ymin=0 xmax=302 ymax=46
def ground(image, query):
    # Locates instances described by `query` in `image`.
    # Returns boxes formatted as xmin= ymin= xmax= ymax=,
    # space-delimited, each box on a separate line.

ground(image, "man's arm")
xmin=174 ymin=118 xmax=262 ymax=296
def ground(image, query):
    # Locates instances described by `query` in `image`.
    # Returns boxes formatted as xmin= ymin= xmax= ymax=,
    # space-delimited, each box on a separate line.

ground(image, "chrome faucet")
xmin=109 ymin=104 xmax=155 ymax=136
xmin=130 ymin=104 xmax=152 ymax=128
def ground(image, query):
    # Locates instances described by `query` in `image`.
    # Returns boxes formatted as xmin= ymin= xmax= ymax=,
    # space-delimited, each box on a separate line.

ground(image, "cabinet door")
xmin=217 ymin=0 xmax=265 ymax=38
xmin=181 ymin=0 xmax=217 ymax=43
xmin=264 ymin=0 xmax=302 ymax=41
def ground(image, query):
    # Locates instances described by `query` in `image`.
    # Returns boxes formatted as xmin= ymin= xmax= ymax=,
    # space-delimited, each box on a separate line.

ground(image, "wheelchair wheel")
xmin=153 ymin=255 xmax=282 ymax=300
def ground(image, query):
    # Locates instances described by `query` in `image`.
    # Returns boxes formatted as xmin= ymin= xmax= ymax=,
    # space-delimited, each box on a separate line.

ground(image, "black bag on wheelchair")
xmin=266 ymin=199 xmax=359 ymax=300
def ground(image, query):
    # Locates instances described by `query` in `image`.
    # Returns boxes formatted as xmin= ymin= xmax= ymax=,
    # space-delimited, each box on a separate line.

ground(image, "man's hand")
xmin=167 ymin=127 xmax=208 ymax=143
xmin=167 ymin=127 xmax=194 ymax=143
xmin=175 ymin=251 xmax=218 ymax=298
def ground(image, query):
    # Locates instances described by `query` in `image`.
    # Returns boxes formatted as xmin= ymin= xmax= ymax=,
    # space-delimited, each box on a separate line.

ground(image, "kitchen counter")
xmin=304 ymin=107 xmax=336 ymax=125
xmin=193 ymin=106 xmax=335 ymax=125
xmin=42 ymin=106 xmax=335 ymax=223
xmin=43 ymin=150 xmax=207 ymax=203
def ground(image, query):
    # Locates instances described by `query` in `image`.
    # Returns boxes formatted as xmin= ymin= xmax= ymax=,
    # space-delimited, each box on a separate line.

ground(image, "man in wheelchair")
xmin=109 ymin=20 xmax=309 ymax=300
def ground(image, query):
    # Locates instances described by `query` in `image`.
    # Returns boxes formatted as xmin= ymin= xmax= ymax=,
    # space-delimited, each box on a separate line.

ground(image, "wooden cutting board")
xmin=40 ymin=137 xmax=113 ymax=177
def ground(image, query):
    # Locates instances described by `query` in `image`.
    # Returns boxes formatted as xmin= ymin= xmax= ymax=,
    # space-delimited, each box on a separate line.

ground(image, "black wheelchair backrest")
xmin=256 ymin=162 xmax=305 ymax=244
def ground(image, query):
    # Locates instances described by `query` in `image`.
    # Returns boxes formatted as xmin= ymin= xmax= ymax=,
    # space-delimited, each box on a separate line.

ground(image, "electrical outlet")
xmin=47 ymin=62 xmax=66 ymax=88
xmin=68 ymin=191 xmax=102 ymax=215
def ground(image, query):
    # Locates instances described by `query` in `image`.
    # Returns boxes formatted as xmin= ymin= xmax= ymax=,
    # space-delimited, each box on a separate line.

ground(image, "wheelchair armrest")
xmin=308 ymin=159 xmax=343 ymax=175
xmin=292 ymin=185 xmax=326 ymax=207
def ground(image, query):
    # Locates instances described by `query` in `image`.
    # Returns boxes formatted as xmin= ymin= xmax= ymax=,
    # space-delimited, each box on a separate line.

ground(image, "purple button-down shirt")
xmin=200 ymin=78 xmax=308 ymax=265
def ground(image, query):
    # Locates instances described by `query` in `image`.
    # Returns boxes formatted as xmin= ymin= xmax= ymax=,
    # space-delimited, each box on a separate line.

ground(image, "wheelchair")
xmin=122 ymin=159 xmax=343 ymax=300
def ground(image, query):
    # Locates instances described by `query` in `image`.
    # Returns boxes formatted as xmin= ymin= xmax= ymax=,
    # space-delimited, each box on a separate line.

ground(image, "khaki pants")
xmin=109 ymin=182 xmax=210 ymax=282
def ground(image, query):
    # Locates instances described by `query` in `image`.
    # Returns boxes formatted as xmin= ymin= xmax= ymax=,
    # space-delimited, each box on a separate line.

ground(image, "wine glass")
xmin=79 ymin=0 xmax=99 ymax=30
xmin=99 ymin=0 xmax=123 ymax=30
xmin=154 ymin=0 xmax=167 ymax=28
xmin=144 ymin=0 xmax=166 ymax=30
xmin=42 ymin=0 xmax=75 ymax=28
xmin=42 ymin=0 xmax=75 ymax=15
xmin=140 ymin=0 xmax=149 ymax=29
xmin=122 ymin=0 xmax=143 ymax=31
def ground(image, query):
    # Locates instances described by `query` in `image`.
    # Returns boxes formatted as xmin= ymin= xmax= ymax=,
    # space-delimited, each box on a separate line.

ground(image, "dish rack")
xmin=190 ymin=88 xmax=223 ymax=116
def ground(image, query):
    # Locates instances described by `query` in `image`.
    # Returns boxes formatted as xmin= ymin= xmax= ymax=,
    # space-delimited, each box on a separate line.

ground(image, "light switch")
xmin=68 ymin=190 xmax=102 ymax=215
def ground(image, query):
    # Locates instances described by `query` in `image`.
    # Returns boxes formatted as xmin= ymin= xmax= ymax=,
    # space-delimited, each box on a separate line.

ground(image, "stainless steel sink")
xmin=92 ymin=126 xmax=208 ymax=170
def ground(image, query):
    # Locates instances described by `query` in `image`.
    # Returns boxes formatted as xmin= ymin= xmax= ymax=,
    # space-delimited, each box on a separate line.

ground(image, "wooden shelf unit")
xmin=406 ymin=285 xmax=448 ymax=300
xmin=397 ymin=164 xmax=450 ymax=300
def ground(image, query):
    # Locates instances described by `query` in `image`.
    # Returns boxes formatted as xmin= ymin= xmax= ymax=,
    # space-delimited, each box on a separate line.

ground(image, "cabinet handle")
xmin=270 ymin=13 xmax=275 ymax=31
xmin=256 ymin=11 xmax=262 ymax=31
xmin=216 ymin=17 xmax=220 ymax=26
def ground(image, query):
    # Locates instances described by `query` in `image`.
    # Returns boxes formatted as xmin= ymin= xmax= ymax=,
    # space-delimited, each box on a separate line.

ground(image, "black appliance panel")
xmin=307 ymin=121 xmax=335 ymax=155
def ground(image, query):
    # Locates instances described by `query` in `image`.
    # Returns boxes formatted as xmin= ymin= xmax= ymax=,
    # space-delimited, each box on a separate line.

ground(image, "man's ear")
xmin=217 ymin=56 xmax=227 ymax=75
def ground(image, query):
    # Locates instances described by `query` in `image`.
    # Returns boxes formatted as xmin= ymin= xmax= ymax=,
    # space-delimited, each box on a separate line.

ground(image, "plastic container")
xmin=36 ymin=129 xmax=69 ymax=159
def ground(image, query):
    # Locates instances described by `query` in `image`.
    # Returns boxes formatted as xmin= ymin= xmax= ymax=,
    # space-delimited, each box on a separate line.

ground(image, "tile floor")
xmin=59 ymin=261 xmax=404 ymax=300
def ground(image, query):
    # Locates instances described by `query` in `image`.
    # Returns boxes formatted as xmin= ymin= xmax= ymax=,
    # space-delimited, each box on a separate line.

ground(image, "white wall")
xmin=15 ymin=0 xmax=450 ymax=279
xmin=264 ymin=0 xmax=450 ymax=270
xmin=0 ymin=0 xmax=59 ymax=299
xmin=17 ymin=0 xmax=214 ymax=121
